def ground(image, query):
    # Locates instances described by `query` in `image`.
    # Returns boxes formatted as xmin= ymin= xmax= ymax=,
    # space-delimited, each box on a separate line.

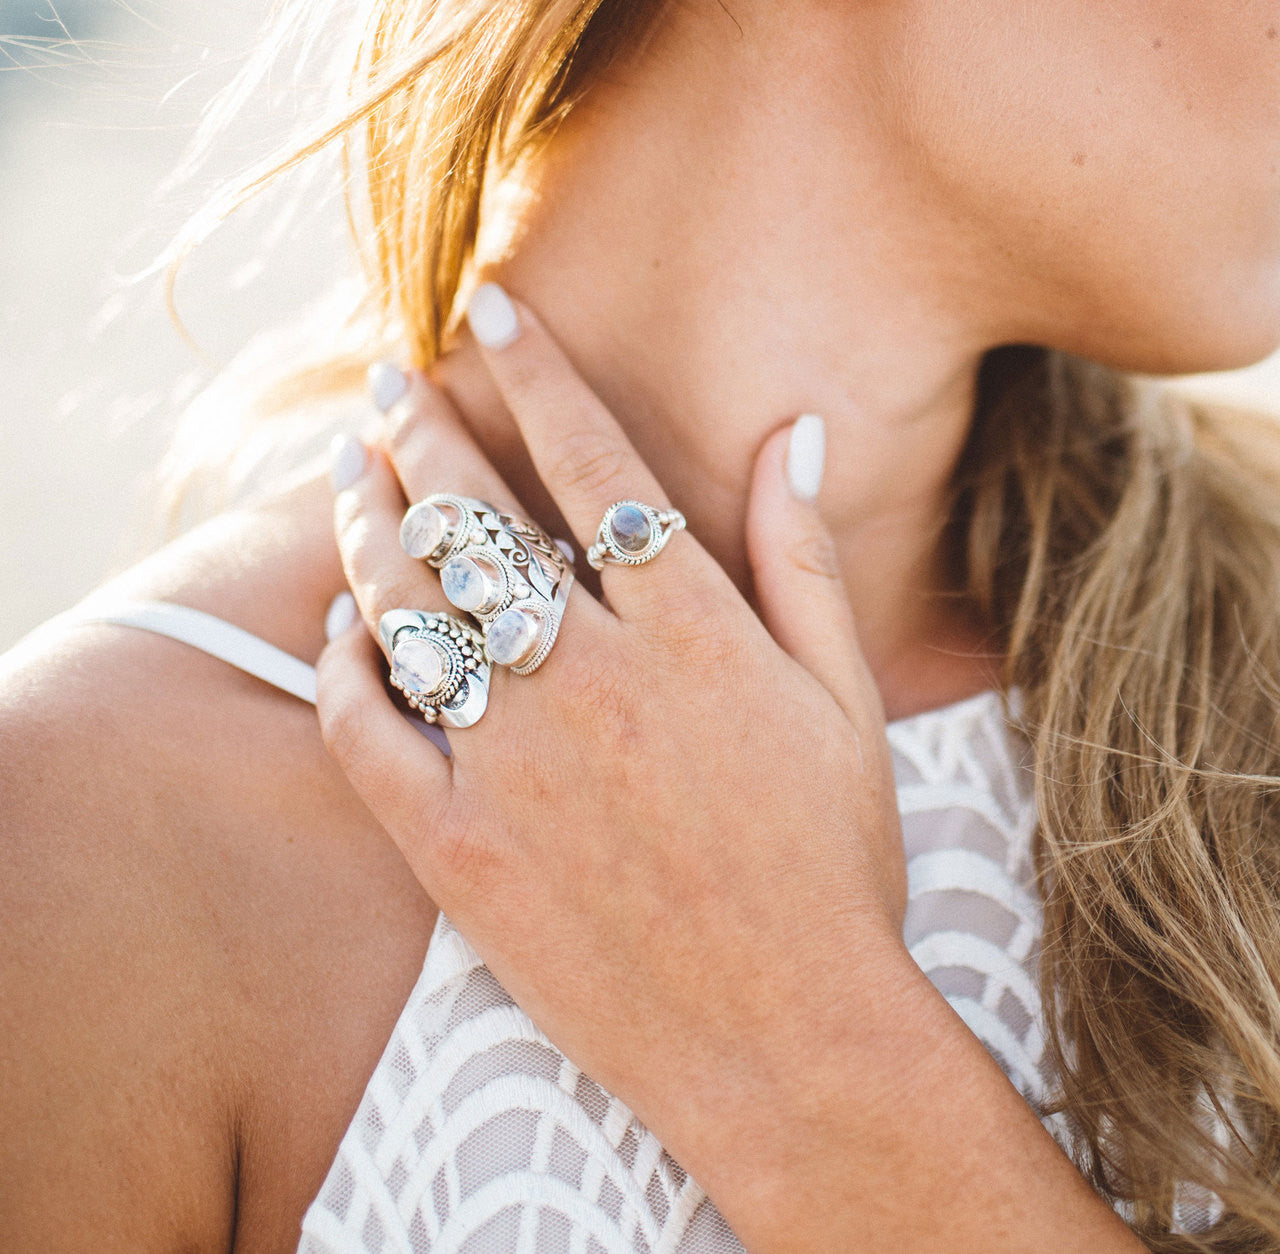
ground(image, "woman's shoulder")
xmin=0 ymin=472 xmax=438 ymax=1252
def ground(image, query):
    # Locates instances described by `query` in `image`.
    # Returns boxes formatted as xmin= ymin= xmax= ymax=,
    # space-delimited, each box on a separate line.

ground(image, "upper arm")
xmin=0 ymin=635 xmax=239 ymax=1253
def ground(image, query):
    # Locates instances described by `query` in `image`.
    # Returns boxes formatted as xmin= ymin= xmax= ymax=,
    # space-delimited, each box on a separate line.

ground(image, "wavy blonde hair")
xmin=169 ymin=1 xmax=1280 ymax=1246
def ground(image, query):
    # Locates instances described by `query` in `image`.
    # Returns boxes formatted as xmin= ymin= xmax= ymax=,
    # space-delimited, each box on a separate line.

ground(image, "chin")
xmin=1069 ymin=285 xmax=1280 ymax=379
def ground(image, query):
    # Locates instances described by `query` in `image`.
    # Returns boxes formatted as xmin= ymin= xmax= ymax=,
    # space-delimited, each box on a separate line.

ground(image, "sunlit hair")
xmin=167 ymin=1 xmax=1280 ymax=1246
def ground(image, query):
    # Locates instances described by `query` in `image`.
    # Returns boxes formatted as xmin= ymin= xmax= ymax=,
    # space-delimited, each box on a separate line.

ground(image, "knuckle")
xmin=342 ymin=523 xmax=424 ymax=620
xmin=383 ymin=394 xmax=439 ymax=461
xmin=317 ymin=686 xmax=368 ymax=766
xmin=556 ymin=651 xmax=642 ymax=748
xmin=425 ymin=796 xmax=500 ymax=897
xmin=337 ymin=510 xmax=379 ymax=571
xmin=790 ymin=528 xmax=843 ymax=581
xmin=368 ymin=574 xmax=429 ymax=623
xmin=658 ymin=602 xmax=750 ymax=682
xmin=550 ymin=431 xmax=628 ymax=500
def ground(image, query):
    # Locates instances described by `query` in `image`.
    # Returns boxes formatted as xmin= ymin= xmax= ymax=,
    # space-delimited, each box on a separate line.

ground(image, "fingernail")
xmin=330 ymin=433 xmax=367 ymax=492
xmin=324 ymin=590 xmax=359 ymax=641
xmin=368 ymin=361 xmax=408 ymax=413
xmin=554 ymin=537 xmax=575 ymax=563
xmin=786 ymin=414 xmax=825 ymax=503
xmin=467 ymin=282 xmax=521 ymax=350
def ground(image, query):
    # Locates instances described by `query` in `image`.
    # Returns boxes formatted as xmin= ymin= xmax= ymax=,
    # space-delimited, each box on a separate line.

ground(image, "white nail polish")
xmin=368 ymin=361 xmax=408 ymax=413
xmin=324 ymin=590 xmax=359 ymax=641
xmin=330 ymin=433 xmax=367 ymax=492
xmin=786 ymin=414 xmax=826 ymax=503
xmin=467 ymin=282 xmax=521 ymax=350
xmin=554 ymin=537 xmax=575 ymax=563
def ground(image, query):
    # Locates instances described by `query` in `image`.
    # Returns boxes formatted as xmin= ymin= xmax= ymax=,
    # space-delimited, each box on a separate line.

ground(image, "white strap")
xmin=75 ymin=600 xmax=318 ymax=705
xmin=67 ymin=598 xmax=453 ymax=756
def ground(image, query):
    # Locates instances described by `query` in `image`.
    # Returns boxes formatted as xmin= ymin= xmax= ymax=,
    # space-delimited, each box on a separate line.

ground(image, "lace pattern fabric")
xmin=60 ymin=605 xmax=1217 ymax=1249
xmin=298 ymin=689 xmax=1078 ymax=1252
xmin=290 ymin=685 xmax=1223 ymax=1250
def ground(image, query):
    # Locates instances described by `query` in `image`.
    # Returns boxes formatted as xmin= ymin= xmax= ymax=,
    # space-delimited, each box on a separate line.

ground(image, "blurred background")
xmin=3 ymin=0 xmax=1280 ymax=651
xmin=0 ymin=0 xmax=348 ymax=649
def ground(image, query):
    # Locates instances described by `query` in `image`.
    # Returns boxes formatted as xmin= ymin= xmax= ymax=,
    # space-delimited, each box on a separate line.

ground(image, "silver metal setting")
xmin=399 ymin=494 xmax=491 ymax=569
xmin=587 ymin=499 xmax=686 ymax=571
xmin=402 ymin=494 xmax=575 ymax=675
xmin=379 ymin=608 xmax=492 ymax=728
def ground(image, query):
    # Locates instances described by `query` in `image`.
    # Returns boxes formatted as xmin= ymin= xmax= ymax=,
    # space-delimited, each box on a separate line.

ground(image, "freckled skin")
xmin=874 ymin=0 xmax=1280 ymax=372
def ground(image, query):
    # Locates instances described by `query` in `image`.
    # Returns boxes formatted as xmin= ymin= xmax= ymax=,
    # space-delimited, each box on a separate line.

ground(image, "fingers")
xmin=374 ymin=365 xmax=524 ymax=513
xmin=464 ymin=283 xmax=712 ymax=618
xmin=359 ymin=361 xmax=614 ymax=663
xmin=333 ymin=441 xmax=450 ymax=645
xmin=745 ymin=416 xmax=885 ymax=727
xmin=315 ymin=621 xmax=453 ymax=847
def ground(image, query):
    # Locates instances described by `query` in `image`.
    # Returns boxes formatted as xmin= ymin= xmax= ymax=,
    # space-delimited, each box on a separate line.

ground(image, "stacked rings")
xmin=379 ymin=609 xmax=492 ymax=728
xmin=400 ymin=494 xmax=574 ymax=675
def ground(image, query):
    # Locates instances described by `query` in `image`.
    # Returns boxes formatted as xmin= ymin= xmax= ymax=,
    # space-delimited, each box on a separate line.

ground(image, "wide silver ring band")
xmin=587 ymin=500 xmax=686 ymax=570
xmin=399 ymin=493 xmax=574 ymax=676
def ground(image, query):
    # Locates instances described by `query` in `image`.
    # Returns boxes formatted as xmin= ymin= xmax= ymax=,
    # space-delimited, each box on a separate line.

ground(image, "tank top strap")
xmin=77 ymin=600 xmax=318 ymax=705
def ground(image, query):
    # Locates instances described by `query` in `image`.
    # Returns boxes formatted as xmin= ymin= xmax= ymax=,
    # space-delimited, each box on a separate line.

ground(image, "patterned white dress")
xmin=296 ymin=688 xmax=1070 ymax=1252
xmin=71 ymin=602 xmax=1222 ymax=1250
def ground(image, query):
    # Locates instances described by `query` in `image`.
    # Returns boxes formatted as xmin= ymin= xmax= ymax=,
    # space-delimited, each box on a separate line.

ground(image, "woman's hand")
xmin=315 ymin=285 xmax=1142 ymax=1252
xmin=321 ymin=283 xmax=903 ymax=1110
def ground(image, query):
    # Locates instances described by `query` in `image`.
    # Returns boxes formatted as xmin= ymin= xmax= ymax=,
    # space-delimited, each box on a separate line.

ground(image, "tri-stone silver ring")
xmin=379 ymin=608 xmax=492 ymax=727
xmin=587 ymin=500 xmax=686 ymax=570
xmin=399 ymin=493 xmax=574 ymax=676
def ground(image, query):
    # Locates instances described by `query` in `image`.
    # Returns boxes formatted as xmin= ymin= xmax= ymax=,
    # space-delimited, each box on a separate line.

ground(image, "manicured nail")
xmin=324 ymin=591 xmax=359 ymax=641
xmin=368 ymin=361 xmax=408 ymax=413
xmin=554 ymin=537 xmax=575 ymax=563
xmin=467 ymin=282 xmax=521 ymax=349
xmin=786 ymin=414 xmax=825 ymax=503
xmin=330 ymin=433 xmax=367 ymax=492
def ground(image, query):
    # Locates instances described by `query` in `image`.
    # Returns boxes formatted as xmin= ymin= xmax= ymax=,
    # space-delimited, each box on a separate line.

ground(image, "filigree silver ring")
xmin=399 ymin=494 xmax=574 ymax=676
xmin=379 ymin=609 xmax=492 ymax=727
xmin=587 ymin=500 xmax=686 ymax=570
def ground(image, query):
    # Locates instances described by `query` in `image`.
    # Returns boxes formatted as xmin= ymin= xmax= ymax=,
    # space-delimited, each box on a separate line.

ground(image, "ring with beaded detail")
xmin=587 ymin=500 xmax=687 ymax=571
xmin=379 ymin=608 xmax=492 ymax=728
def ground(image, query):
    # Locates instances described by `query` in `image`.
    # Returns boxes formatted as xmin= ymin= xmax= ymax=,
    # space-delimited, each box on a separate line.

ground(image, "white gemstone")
xmin=391 ymin=637 xmax=445 ymax=695
xmin=400 ymin=502 xmax=447 ymax=559
xmin=441 ymin=554 xmax=500 ymax=612
xmin=486 ymin=607 xmax=541 ymax=666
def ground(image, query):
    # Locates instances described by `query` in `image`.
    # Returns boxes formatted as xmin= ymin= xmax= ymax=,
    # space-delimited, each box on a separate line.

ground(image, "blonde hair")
xmin=170 ymin=1 xmax=1280 ymax=1246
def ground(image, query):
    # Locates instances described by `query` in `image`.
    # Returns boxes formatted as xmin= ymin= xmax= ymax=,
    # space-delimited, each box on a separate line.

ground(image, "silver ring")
xmin=587 ymin=500 xmax=686 ymax=570
xmin=379 ymin=609 xmax=492 ymax=728
xmin=400 ymin=494 xmax=574 ymax=676
xmin=399 ymin=494 xmax=489 ymax=569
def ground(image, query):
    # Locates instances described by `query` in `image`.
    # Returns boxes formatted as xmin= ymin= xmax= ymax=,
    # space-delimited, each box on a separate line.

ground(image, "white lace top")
xmin=295 ymin=687 xmax=1062 ymax=1253
xmin=72 ymin=602 xmax=1212 ymax=1251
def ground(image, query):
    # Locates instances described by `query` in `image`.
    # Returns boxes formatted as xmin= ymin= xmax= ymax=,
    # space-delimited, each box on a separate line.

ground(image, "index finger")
xmin=462 ymin=282 xmax=718 ymax=619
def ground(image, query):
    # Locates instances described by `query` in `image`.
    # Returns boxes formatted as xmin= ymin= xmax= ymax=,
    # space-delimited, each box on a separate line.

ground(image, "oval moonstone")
xmin=486 ymin=606 xmax=542 ymax=667
xmin=441 ymin=554 xmax=499 ymax=613
xmin=400 ymin=502 xmax=448 ymax=560
xmin=609 ymin=503 xmax=653 ymax=554
xmin=391 ymin=636 xmax=446 ymax=695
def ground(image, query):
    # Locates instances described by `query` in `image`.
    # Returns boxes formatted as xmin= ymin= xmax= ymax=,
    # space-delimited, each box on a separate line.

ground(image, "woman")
xmin=2 ymin=0 xmax=1279 ymax=1249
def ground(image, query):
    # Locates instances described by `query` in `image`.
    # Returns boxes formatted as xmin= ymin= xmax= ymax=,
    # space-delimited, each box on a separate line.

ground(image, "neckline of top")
xmin=885 ymin=685 xmax=1016 ymax=732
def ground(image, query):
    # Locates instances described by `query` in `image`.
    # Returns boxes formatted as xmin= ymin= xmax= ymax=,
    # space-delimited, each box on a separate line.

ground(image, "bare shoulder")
xmin=0 ymin=473 xmax=438 ymax=1253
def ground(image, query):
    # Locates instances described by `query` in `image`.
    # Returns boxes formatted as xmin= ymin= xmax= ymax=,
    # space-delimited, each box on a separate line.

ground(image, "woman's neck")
xmin=431 ymin=2 xmax=1013 ymax=719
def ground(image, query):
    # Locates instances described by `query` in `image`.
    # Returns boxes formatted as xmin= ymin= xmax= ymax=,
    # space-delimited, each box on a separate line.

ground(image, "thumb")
xmin=745 ymin=415 xmax=880 ymax=723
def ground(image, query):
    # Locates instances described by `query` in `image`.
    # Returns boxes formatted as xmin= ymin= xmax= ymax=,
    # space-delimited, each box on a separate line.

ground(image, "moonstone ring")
xmin=379 ymin=609 xmax=492 ymax=727
xmin=399 ymin=493 xmax=575 ymax=676
xmin=587 ymin=500 xmax=687 ymax=571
